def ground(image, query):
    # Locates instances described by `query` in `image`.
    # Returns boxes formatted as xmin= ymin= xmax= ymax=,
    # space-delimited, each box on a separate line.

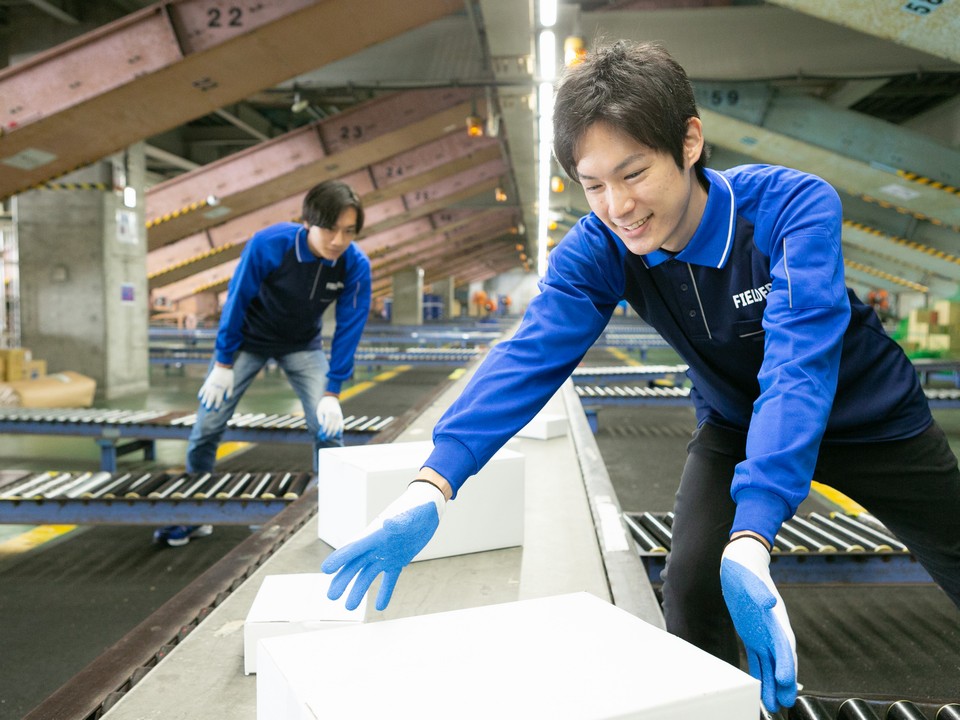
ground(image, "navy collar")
xmin=641 ymin=168 xmax=736 ymax=269
xmin=295 ymin=226 xmax=338 ymax=266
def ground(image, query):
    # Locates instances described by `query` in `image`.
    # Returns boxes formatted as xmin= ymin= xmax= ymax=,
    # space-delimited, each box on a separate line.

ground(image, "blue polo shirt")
xmin=426 ymin=165 xmax=930 ymax=544
xmin=214 ymin=222 xmax=371 ymax=395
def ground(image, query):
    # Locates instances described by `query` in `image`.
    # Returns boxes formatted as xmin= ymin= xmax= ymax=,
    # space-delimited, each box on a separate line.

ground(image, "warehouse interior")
xmin=0 ymin=1 xmax=959 ymax=719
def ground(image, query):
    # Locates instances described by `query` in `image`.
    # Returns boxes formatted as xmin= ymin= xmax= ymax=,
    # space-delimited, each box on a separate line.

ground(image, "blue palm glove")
xmin=720 ymin=536 xmax=797 ymax=713
xmin=321 ymin=482 xmax=445 ymax=611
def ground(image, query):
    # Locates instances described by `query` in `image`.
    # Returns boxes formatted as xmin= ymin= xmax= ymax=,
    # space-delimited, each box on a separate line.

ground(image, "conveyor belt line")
xmin=621 ymin=513 xmax=665 ymax=553
xmin=199 ymin=472 xmax=233 ymax=499
xmin=123 ymin=473 xmax=169 ymax=499
xmin=64 ymin=472 xmax=113 ymax=499
xmin=171 ymin=473 xmax=212 ymax=499
xmin=637 ymin=511 xmax=673 ymax=549
xmin=809 ymin=512 xmax=889 ymax=553
xmin=45 ymin=472 xmax=94 ymax=499
xmin=84 ymin=472 xmax=132 ymax=499
xmin=1 ymin=471 xmax=57 ymax=499
xmin=243 ymin=473 xmax=273 ymax=499
xmin=149 ymin=476 xmax=186 ymax=500
xmin=778 ymin=521 xmax=836 ymax=553
xmin=830 ymin=513 xmax=907 ymax=552
xmin=794 ymin=515 xmax=863 ymax=552
xmin=217 ymin=473 xmax=253 ymax=499
xmin=775 ymin=530 xmax=809 ymax=553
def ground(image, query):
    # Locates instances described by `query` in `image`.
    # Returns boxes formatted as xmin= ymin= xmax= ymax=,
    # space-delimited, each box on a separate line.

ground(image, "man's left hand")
xmin=316 ymin=395 xmax=344 ymax=440
xmin=720 ymin=535 xmax=797 ymax=713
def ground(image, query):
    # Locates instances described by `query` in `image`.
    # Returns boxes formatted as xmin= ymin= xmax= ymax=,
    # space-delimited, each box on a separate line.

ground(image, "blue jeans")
xmin=186 ymin=349 xmax=341 ymax=473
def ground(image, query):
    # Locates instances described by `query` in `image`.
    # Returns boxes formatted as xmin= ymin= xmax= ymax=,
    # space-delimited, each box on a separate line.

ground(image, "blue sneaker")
xmin=153 ymin=524 xmax=213 ymax=547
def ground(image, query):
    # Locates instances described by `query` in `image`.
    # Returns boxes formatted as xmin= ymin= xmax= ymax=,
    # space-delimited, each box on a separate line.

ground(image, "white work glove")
xmin=720 ymin=535 xmax=798 ymax=713
xmin=322 ymin=482 xmax=445 ymax=611
xmin=316 ymin=394 xmax=344 ymax=440
xmin=197 ymin=364 xmax=234 ymax=411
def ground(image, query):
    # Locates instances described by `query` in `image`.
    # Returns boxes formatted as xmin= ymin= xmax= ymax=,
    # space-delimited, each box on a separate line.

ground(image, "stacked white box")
xmin=243 ymin=573 xmax=365 ymax=675
xmin=257 ymin=592 xmax=758 ymax=720
xmin=515 ymin=411 xmax=568 ymax=439
xmin=316 ymin=440 xmax=524 ymax=561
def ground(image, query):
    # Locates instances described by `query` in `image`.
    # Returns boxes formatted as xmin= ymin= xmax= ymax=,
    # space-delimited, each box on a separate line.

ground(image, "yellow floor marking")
xmin=216 ymin=441 xmax=250 ymax=459
xmin=606 ymin=347 xmax=641 ymax=366
xmin=810 ymin=481 xmax=867 ymax=515
xmin=0 ymin=524 xmax=76 ymax=557
xmin=449 ymin=368 xmax=467 ymax=380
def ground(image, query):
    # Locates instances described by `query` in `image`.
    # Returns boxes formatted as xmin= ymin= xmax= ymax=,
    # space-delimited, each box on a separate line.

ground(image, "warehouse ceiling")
xmin=0 ymin=0 xmax=958 ymax=307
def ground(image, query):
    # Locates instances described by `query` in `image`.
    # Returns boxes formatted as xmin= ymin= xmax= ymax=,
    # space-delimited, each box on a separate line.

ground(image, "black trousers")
xmin=660 ymin=420 xmax=960 ymax=667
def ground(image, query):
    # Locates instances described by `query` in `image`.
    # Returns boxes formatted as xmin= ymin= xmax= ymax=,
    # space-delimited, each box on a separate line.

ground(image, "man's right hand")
xmin=322 ymin=481 xmax=445 ymax=611
xmin=198 ymin=364 xmax=234 ymax=410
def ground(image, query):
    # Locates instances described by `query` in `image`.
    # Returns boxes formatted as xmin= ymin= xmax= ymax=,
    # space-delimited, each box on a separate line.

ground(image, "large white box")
xmin=257 ymin=592 xmax=758 ymax=720
xmin=243 ymin=573 xmax=365 ymax=675
xmin=515 ymin=411 xmax=568 ymax=440
xmin=317 ymin=441 xmax=524 ymax=561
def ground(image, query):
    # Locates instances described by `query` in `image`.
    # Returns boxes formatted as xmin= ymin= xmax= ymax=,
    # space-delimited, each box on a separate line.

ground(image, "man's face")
xmin=574 ymin=119 xmax=707 ymax=256
xmin=307 ymin=207 xmax=359 ymax=261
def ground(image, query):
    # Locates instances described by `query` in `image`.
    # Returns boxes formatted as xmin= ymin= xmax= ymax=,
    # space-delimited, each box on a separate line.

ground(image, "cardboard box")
xmin=25 ymin=359 xmax=46 ymax=380
xmin=317 ymin=441 xmax=524 ymax=561
xmin=934 ymin=300 xmax=960 ymax=327
xmin=0 ymin=348 xmax=30 ymax=382
xmin=0 ymin=371 xmax=96 ymax=408
xmin=256 ymin=592 xmax=758 ymax=720
xmin=515 ymin=411 xmax=568 ymax=440
xmin=244 ymin=573 xmax=365 ymax=675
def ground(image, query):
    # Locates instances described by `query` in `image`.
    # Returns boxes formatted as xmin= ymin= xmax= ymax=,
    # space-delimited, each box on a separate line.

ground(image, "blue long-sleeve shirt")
xmin=425 ymin=165 xmax=931 ymax=544
xmin=214 ymin=222 xmax=371 ymax=395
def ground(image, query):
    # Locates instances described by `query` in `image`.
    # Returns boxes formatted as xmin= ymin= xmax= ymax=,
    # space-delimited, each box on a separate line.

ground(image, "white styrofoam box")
xmin=244 ymin=573 xmax=365 ymax=675
xmin=257 ymin=592 xmax=758 ymax=720
xmin=515 ymin=411 xmax=568 ymax=440
xmin=316 ymin=440 xmax=523 ymax=561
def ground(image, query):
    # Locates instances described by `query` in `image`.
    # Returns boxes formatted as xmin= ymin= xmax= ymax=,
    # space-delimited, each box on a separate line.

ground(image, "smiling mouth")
xmin=620 ymin=214 xmax=652 ymax=232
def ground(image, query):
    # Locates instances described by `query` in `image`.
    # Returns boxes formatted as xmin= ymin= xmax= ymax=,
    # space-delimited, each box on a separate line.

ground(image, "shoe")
xmin=153 ymin=524 xmax=213 ymax=547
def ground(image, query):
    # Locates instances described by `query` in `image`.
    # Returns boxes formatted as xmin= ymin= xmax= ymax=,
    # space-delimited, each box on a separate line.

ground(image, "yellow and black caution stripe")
xmin=844 ymin=219 xmax=960 ymax=267
xmin=843 ymin=258 xmax=928 ymax=292
xmin=145 ymin=198 xmax=213 ymax=229
xmin=147 ymin=241 xmax=239 ymax=281
xmin=897 ymin=169 xmax=960 ymax=198
xmin=37 ymin=181 xmax=109 ymax=191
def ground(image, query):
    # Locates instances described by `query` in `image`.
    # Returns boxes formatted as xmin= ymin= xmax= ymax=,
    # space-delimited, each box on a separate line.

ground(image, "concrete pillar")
xmin=432 ymin=277 xmax=455 ymax=320
xmin=391 ymin=267 xmax=424 ymax=325
xmin=17 ymin=143 xmax=149 ymax=399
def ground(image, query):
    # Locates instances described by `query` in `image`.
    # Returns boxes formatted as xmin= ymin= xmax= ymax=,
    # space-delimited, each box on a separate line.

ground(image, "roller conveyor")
xmin=781 ymin=697 xmax=960 ymax=720
xmin=150 ymin=346 xmax=481 ymax=368
xmin=577 ymin=385 xmax=960 ymax=409
xmin=623 ymin=511 xmax=933 ymax=585
xmin=0 ymin=408 xmax=394 ymax=471
xmin=0 ymin=469 xmax=314 ymax=525
xmin=572 ymin=363 xmax=690 ymax=384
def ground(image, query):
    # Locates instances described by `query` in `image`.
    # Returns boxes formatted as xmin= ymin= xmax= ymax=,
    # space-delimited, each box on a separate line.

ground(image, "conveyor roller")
xmin=0 ymin=469 xmax=314 ymax=525
xmin=0 ymin=408 xmax=393 ymax=471
xmin=623 ymin=511 xmax=932 ymax=585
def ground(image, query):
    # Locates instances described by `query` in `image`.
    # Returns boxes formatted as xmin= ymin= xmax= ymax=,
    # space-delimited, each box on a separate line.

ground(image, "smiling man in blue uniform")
xmin=321 ymin=42 xmax=960 ymax=712
xmin=154 ymin=180 xmax=371 ymax=548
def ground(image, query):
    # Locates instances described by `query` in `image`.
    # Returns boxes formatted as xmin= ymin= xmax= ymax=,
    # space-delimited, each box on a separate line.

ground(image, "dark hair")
xmin=302 ymin=180 xmax=364 ymax=233
xmin=553 ymin=40 xmax=708 ymax=185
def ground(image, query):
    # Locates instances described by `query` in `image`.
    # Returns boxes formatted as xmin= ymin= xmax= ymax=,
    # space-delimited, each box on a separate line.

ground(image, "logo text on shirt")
xmin=732 ymin=282 xmax=772 ymax=308
xmin=325 ymin=281 xmax=344 ymax=291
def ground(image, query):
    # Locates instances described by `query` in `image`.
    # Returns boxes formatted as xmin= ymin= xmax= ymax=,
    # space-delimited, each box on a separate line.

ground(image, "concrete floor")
xmin=2 ymin=346 xmax=960 ymax=717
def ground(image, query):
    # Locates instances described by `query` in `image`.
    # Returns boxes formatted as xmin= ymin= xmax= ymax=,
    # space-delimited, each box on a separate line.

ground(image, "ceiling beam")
xmin=763 ymin=0 xmax=960 ymax=65
xmin=0 ymin=0 xmax=463 ymax=199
